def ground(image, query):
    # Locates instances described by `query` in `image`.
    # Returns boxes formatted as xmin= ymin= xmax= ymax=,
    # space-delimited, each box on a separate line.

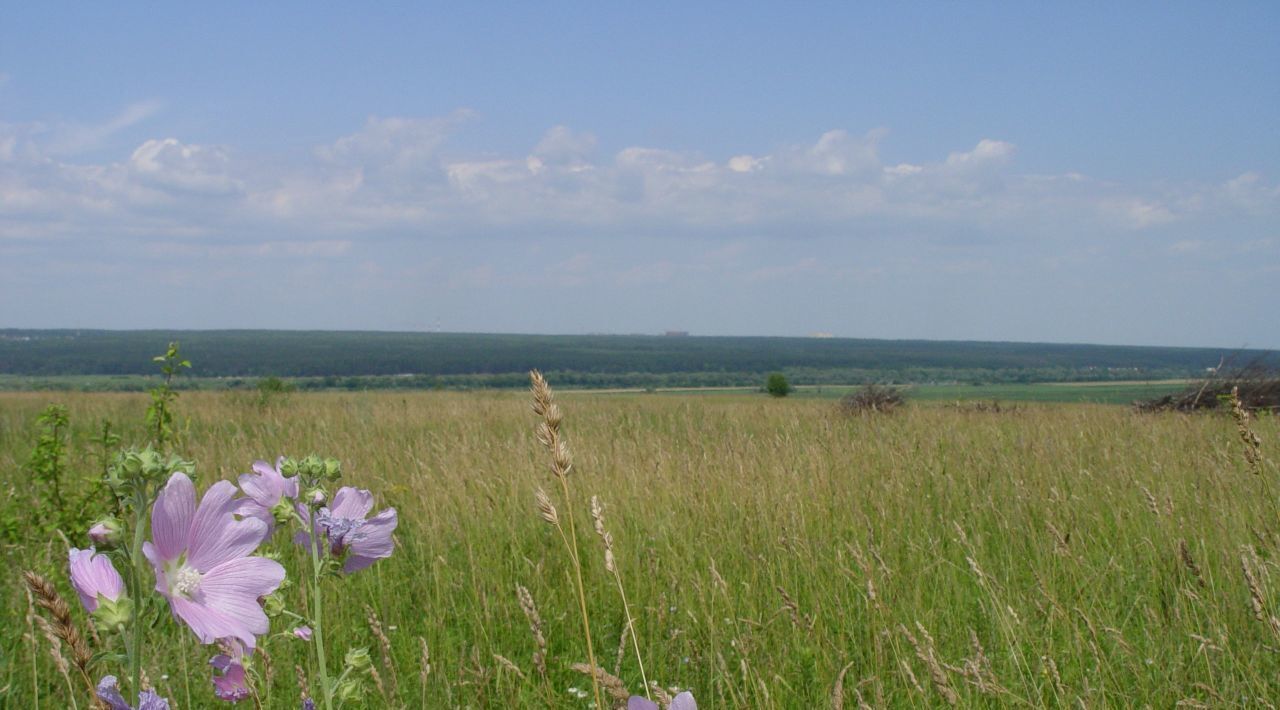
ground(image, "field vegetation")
xmin=2 ymin=380 xmax=1278 ymax=707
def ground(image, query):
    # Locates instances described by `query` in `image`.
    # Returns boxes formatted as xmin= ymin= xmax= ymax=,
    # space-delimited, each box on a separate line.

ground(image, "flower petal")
xmin=96 ymin=676 xmax=133 ymax=710
xmin=70 ymin=548 xmax=125 ymax=612
xmin=170 ymin=596 xmax=233 ymax=645
xmin=196 ymin=557 xmax=286 ymax=647
xmin=188 ymin=481 xmax=268 ymax=570
xmin=237 ymin=470 xmax=271 ymax=507
xmin=143 ymin=542 xmax=169 ymax=595
xmin=628 ymin=698 xmax=660 ymax=710
xmin=670 ymin=691 xmax=697 ymax=710
xmin=234 ymin=498 xmax=273 ymax=537
xmin=330 ymin=487 xmax=374 ymax=519
xmin=152 ymin=472 xmax=196 ymax=561
xmin=138 ymin=688 xmax=171 ymax=710
xmin=344 ymin=508 xmax=397 ymax=573
xmin=212 ymin=659 xmax=251 ymax=702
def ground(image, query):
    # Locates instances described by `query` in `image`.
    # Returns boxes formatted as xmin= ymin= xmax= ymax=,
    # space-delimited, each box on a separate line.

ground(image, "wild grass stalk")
xmin=528 ymin=370 xmax=604 ymax=709
xmin=590 ymin=494 xmax=650 ymax=698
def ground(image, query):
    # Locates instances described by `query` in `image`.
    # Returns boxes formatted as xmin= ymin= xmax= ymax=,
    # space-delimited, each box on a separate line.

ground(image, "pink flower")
xmin=144 ymin=472 xmax=285 ymax=649
xmin=96 ymin=676 xmax=170 ymax=710
xmin=629 ymin=692 xmax=696 ymax=710
xmin=234 ymin=457 xmax=298 ymax=536
xmin=68 ymin=547 xmax=124 ymax=612
xmin=293 ymin=626 xmax=313 ymax=641
xmin=210 ymin=639 xmax=252 ymax=703
xmin=307 ymin=487 xmax=397 ymax=573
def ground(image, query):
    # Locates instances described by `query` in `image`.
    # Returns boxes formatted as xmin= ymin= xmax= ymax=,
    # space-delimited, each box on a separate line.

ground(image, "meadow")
xmin=2 ymin=386 xmax=1278 ymax=707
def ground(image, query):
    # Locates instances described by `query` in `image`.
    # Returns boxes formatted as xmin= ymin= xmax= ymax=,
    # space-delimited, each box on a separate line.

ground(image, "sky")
xmin=1 ymin=3 xmax=1277 ymax=348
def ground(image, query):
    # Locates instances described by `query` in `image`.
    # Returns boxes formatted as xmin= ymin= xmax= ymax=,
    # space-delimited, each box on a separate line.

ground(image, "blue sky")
xmin=1 ymin=3 xmax=1277 ymax=347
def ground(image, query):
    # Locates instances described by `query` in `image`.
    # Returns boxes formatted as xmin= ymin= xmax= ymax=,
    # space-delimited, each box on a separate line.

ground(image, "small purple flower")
xmin=235 ymin=457 xmax=298 ymax=536
xmin=96 ymin=676 xmax=171 ymax=710
xmin=144 ymin=472 xmax=285 ymax=649
xmin=300 ymin=487 xmax=397 ymax=573
xmin=628 ymin=692 xmax=696 ymax=710
xmin=210 ymin=639 xmax=252 ymax=703
xmin=293 ymin=625 xmax=313 ymax=641
xmin=68 ymin=547 xmax=124 ymax=613
xmin=302 ymin=699 xmax=316 ymax=710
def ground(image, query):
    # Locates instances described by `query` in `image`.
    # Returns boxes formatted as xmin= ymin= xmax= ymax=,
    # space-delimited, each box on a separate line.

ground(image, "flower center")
xmin=316 ymin=509 xmax=364 ymax=554
xmin=172 ymin=565 xmax=202 ymax=598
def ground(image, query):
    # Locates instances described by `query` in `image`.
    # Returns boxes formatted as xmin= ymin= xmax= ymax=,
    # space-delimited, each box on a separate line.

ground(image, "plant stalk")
xmin=558 ymin=476 xmax=604 ymax=710
xmin=129 ymin=490 xmax=148 ymax=699
xmin=308 ymin=510 xmax=334 ymax=710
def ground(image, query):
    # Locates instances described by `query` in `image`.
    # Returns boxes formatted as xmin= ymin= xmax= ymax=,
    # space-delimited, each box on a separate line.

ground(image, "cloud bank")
xmin=0 ymin=106 xmax=1276 ymax=345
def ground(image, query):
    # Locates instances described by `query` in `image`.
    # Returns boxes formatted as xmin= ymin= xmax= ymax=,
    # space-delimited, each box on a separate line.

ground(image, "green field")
xmin=901 ymin=380 xmax=1192 ymax=404
xmin=2 ymin=387 xmax=1278 ymax=708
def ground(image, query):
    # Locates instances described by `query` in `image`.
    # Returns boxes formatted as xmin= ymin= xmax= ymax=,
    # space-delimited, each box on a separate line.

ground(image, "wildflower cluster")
xmin=57 ymin=451 xmax=396 ymax=708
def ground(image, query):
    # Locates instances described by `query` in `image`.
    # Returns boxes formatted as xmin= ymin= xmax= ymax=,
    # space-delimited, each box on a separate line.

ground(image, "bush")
xmin=1137 ymin=358 xmax=1280 ymax=413
xmin=838 ymin=384 xmax=904 ymax=414
xmin=766 ymin=373 xmax=791 ymax=397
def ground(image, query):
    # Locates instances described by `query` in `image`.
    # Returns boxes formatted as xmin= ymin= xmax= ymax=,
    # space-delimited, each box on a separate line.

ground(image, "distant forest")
xmin=0 ymin=329 xmax=1270 ymax=391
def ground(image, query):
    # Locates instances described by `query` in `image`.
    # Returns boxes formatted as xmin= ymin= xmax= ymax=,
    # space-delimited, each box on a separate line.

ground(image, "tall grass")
xmin=1 ymin=390 xmax=1277 ymax=707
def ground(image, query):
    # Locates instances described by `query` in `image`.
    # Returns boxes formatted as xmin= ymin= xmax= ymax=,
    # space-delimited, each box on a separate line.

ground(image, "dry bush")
xmin=1137 ymin=357 xmax=1280 ymax=413
xmin=837 ymin=384 xmax=905 ymax=414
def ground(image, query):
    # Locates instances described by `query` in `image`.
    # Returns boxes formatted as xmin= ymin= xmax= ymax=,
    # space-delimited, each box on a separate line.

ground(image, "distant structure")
xmin=663 ymin=330 xmax=690 ymax=337
xmin=809 ymin=332 xmax=835 ymax=339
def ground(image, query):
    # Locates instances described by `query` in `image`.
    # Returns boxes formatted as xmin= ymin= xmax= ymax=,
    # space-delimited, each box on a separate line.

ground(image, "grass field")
xmin=2 ymin=388 xmax=1278 ymax=707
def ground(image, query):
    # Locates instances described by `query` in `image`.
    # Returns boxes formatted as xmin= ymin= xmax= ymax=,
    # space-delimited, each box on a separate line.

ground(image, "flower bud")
xmin=271 ymin=499 xmax=296 ymax=526
xmin=88 ymin=517 xmax=124 ymax=548
xmin=91 ymin=594 xmax=133 ymax=632
xmin=123 ymin=452 xmax=144 ymax=476
xmin=262 ymin=591 xmax=287 ymax=618
xmin=344 ymin=647 xmax=372 ymax=672
xmin=306 ymin=487 xmax=327 ymax=506
xmin=302 ymin=455 xmax=324 ymax=478
xmin=324 ymin=458 xmax=342 ymax=480
xmin=280 ymin=457 xmax=299 ymax=476
xmin=335 ymin=677 xmax=365 ymax=704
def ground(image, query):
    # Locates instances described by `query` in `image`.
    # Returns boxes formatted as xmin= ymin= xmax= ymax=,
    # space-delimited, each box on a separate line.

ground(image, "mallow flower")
xmin=629 ymin=692 xmax=697 ymax=710
xmin=210 ymin=639 xmax=252 ymax=703
xmin=301 ymin=487 xmax=397 ymax=573
xmin=96 ymin=676 xmax=170 ymax=710
xmin=144 ymin=472 xmax=285 ymax=649
xmin=235 ymin=457 xmax=298 ymax=536
xmin=68 ymin=547 xmax=124 ymax=612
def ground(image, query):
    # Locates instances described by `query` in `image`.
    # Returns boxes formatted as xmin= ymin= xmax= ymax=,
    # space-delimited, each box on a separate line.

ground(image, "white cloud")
xmin=727 ymin=155 xmax=764 ymax=173
xmin=45 ymin=99 xmax=163 ymax=155
xmin=128 ymin=138 xmax=240 ymax=194
xmin=532 ymin=125 xmax=596 ymax=166
xmin=778 ymin=129 xmax=883 ymax=176
xmin=318 ymin=111 xmax=474 ymax=174
xmin=2 ymin=110 xmax=1275 ymax=260
xmin=944 ymin=139 xmax=1015 ymax=170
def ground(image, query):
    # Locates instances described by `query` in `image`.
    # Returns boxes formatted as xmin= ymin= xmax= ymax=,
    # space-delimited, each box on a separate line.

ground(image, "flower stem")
xmin=129 ymin=490 xmax=147 ymax=698
xmin=308 ymin=513 xmax=334 ymax=710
